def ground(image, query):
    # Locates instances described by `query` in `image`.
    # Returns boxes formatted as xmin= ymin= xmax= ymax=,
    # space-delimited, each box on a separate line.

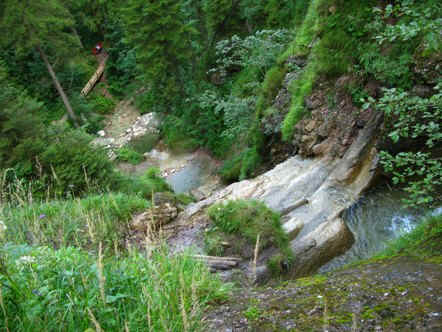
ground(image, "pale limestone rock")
xmin=167 ymin=113 xmax=383 ymax=281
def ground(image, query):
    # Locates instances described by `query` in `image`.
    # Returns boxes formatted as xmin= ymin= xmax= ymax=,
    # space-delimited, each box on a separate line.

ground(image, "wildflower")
xmin=39 ymin=214 xmax=46 ymax=219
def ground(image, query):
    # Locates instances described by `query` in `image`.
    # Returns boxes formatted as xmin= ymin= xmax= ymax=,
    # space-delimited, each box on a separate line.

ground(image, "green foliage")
xmin=358 ymin=0 xmax=441 ymax=88
xmin=282 ymin=64 xmax=317 ymax=140
xmin=1 ymin=193 xmax=147 ymax=250
xmin=0 ymin=245 xmax=230 ymax=331
xmin=202 ymin=0 xmax=238 ymax=41
xmin=378 ymin=214 xmax=442 ymax=260
xmin=377 ymin=86 xmax=442 ymax=206
xmin=280 ymin=0 xmax=326 ymax=59
xmin=243 ymin=304 xmax=262 ymax=321
xmin=280 ymin=0 xmax=376 ymax=140
xmin=0 ymin=67 xmax=46 ymax=168
xmin=128 ymin=133 xmax=160 ymax=155
xmin=89 ymin=94 xmax=116 ymax=115
xmin=114 ymin=168 xmax=172 ymax=199
xmin=267 ymin=253 xmax=290 ymax=276
xmin=371 ymin=0 xmax=442 ymax=56
xmin=122 ymin=0 xmax=195 ymax=111
xmin=35 ymin=129 xmax=115 ymax=197
xmin=264 ymin=0 xmax=309 ymax=28
xmin=0 ymin=106 xmax=117 ymax=199
xmin=0 ymin=0 xmax=82 ymax=122
xmin=256 ymin=65 xmax=286 ymax=115
xmin=219 ymin=153 xmax=243 ymax=183
xmin=161 ymin=116 xmax=200 ymax=153
xmin=116 ymin=146 xmax=144 ymax=165
xmin=212 ymin=29 xmax=292 ymax=79
xmin=206 ymin=200 xmax=291 ymax=258
xmin=104 ymin=17 xmax=139 ymax=97
xmin=219 ymin=147 xmax=261 ymax=183
xmin=0 ymin=0 xmax=79 ymax=55
xmin=68 ymin=95 xmax=105 ymax=134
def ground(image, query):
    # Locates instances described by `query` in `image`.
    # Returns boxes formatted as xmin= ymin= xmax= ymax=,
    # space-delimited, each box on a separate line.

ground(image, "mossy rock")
xmin=205 ymin=200 xmax=292 ymax=262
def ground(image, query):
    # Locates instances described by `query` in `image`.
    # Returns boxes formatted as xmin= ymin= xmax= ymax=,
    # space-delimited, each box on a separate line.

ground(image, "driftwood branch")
xmin=191 ymin=255 xmax=241 ymax=271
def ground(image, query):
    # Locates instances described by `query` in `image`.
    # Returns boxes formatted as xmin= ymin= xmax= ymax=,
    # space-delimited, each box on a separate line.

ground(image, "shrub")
xmin=219 ymin=153 xmax=243 ymax=183
xmin=89 ymin=94 xmax=116 ymax=115
xmin=38 ymin=129 xmax=116 ymax=197
xmin=282 ymin=64 xmax=316 ymax=140
xmin=1 ymin=128 xmax=117 ymax=200
xmin=377 ymin=86 xmax=442 ymax=206
xmin=116 ymin=146 xmax=144 ymax=165
xmin=205 ymin=200 xmax=291 ymax=261
xmin=256 ymin=65 xmax=286 ymax=115
xmin=161 ymin=116 xmax=199 ymax=153
xmin=0 ymin=245 xmax=230 ymax=331
xmin=219 ymin=147 xmax=261 ymax=183
xmin=113 ymin=168 xmax=172 ymax=199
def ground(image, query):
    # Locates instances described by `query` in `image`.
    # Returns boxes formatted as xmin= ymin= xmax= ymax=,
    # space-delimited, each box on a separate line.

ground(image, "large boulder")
xmin=167 ymin=112 xmax=383 ymax=282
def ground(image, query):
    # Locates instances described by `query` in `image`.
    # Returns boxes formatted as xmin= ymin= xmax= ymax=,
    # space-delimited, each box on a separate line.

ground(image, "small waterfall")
xmin=320 ymin=185 xmax=440 ymax=272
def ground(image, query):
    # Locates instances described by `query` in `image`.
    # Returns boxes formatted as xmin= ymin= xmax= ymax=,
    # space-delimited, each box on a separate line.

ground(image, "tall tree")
xmin=0 ymin=0 xmax=81 ymax=126
xmin=122 ymin=0 xmax=195 ymax=111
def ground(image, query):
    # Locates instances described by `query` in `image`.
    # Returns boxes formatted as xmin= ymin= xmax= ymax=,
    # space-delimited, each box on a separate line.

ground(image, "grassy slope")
xmin=0 ymin=170 xmax=230 ymax=331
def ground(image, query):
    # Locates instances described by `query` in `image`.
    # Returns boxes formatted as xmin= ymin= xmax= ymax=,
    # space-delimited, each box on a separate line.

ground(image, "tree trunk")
xmin=36 ymin=45 xmax=79 ymax=127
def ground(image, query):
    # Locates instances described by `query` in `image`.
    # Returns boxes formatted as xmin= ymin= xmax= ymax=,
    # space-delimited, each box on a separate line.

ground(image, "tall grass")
xmin=0 ymin=244 xmax=230 ymax=331
xmin=1 ymin=193 xmax=148 ymax=251
xmin=379 ymin=214 xmax=442 ymax=260
xmin=0 ymin=166 xmax=231 ymax=331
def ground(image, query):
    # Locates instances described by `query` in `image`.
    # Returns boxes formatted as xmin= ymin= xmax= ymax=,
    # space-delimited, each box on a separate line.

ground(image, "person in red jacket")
xmin=93 ymin=42 xmax=103 ymax=55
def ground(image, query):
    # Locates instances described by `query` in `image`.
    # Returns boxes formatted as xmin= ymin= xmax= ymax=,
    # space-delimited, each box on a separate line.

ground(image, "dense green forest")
xmin=0 ymin=0 xmax=440 ymax=203
xmin=0 ymin=0 xmax=440 ymax=330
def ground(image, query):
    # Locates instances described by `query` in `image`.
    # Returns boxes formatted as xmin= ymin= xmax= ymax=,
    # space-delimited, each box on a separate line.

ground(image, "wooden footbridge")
xmin=80 ymin=54 xmax=109 ymax=96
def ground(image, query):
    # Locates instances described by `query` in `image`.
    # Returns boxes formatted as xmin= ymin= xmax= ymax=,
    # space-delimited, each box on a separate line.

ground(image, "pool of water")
xmin=166 ymin=161 xmax=204 ymax=193
xmin=118 ymin=147 xmax=221 ymax=195
xmin=320 ymin=186 xmax=440 ymax=272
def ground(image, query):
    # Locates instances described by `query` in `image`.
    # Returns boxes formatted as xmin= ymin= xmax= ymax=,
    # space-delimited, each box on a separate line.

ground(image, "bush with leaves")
xmin=211 ymin=29 xmax=292 ymax=80
xmin=377 ymin=85 xmax=441 ymax=206
xmin=116 ymin=146 xmax=144 ymax=165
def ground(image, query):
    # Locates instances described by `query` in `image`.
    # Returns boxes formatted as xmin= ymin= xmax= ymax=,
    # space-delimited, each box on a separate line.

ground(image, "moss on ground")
xmin=205 ymin=213 xmax=442 ymax=331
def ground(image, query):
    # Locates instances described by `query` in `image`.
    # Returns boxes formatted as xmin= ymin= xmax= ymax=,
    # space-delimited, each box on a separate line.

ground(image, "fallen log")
xmin=191 ymin=255 xmax=241 ymax=261
xmin=191 ymin=255 xmax=241 ymax=271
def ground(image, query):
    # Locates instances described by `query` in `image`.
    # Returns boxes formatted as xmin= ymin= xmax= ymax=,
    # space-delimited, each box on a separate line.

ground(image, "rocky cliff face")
xmin=167 ymin=108 xmax=383 ymax=281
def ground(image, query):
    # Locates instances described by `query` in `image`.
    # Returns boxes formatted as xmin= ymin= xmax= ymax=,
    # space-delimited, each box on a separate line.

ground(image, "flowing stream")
xmin=320 ymin=185 xmax=441 ymax=272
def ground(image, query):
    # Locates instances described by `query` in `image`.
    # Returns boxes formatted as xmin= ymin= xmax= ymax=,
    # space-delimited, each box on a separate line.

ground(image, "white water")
xmin=320 ymin=186 xmax=440 ymax=272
